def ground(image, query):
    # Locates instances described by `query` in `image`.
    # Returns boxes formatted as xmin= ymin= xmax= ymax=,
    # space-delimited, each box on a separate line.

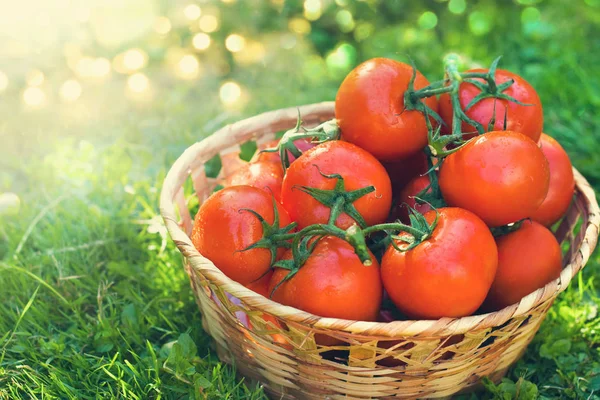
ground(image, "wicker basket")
xmin=160 ymin=102 xmax=600 ymax=399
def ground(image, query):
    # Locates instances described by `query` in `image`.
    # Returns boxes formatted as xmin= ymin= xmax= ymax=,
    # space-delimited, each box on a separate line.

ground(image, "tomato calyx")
xmin=269 ymin=223 xmax=372 ymax=297
xmin=238 ymin=197 xmax=298 ymax=266
xmin=259 ymin=111 xmax=340 ymax=172
xmin=490 ymin=218 xmax=527 ymax=238
xmin=293 ymin=167 xmax=375 ymax=228
xmin=364 ymin=207 xmax=438 ymax=252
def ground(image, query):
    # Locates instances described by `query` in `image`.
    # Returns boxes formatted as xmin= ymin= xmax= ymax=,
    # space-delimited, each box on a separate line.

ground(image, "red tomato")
xmin=438 ymin=68 xmax=543 ymax=142
xmin=245 ymin=271 xmax=274 ymax=298
xmin=225 ymin=161 xmax=284 ymax=202
xmin=389 ymin=174 xmax=432 ymax=223
xmin=381 ymin=207 xmax=498 ymax=319
xmin=530 ymin=133 xmax=575 ymax=227
xmin=191 ymin=186 xmax=292 ymax=285
xmin=269 ymin=236 xmax=382 ymax=322
xmin=281 ymin=141 xmax=392 ymax=229
xmin=482 ymin=220 xmax=562 ymax=311
xmin=382 ymin=151 xmax=428 ymax=195
xmin=251 ymin=138 xmax=316 ymax=165
xmin=439 ymin=131 xmax=550 ymax=227
xmin=335 ymin=58 xmax=438 ymax=161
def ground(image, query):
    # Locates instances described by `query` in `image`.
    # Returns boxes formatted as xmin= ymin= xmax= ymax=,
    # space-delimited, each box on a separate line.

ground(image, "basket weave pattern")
xmin=160 ymin=102 xmax=600 ymax=399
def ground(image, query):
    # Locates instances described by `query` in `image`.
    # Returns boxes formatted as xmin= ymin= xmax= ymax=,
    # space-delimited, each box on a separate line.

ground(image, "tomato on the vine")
xmin=335 ymin=58 xmax=438 ymax=161
xmin=225 ymin=160 xmax=284 ymax=202
xmin=382 ymin=151 xmax=428 ymax=195
xmin=191 ymin=185 xmax=292 ymax=285
xmin=252 ymin=138 xmax=315 ymax=165
xmin=530 ymin=133 xmax=575 ymax=227
xmin=389 ymin=174 xmax=433 ymax=223
xmin=439 ymin=131 xmax=550 ymax=227
xmin=268 ymin=236 xmax=382 ymax=322
xmin=482 ymin=220 xmax=562 ymax=311
xmin=438 ymin=68 xmax=543 ymax=142
xmin=381 ymin=207 xmax=498 ymax=319
xmin=281 ymin=140 xmax=392 ymax=230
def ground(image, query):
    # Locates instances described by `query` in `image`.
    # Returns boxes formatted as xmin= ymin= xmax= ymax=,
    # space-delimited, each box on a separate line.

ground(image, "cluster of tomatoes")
xmin=192 ymin=55 xmax=575 ymax=324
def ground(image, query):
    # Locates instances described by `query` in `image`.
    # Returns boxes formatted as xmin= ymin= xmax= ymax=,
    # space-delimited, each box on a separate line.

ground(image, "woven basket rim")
xmin=160 ymin=101 xmax=600 ymax=337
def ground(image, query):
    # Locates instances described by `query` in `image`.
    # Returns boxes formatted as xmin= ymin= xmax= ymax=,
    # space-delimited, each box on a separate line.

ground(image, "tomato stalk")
xmin=406 ymin=54 xmax=532 ymax=160
xmin=238 ymin=197 xmax=298 ymax=266
xmin=259 ymin=110 xmax=340 ymax=172
xmin=293 ymin=168 xmax=374 ymax=229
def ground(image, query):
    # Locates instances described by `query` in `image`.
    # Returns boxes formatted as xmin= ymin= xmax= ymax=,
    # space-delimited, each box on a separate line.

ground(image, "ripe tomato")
xmin=482 ymin=220 xmax=562 ymax=311
xmin=382 ymin=151 xmax=428 ymax=195
xmin=335 ymin=58 xmax=438 ymax=161
xmin=191 ymin=186 xmax=292 ymax=285
xmin=269 ymin=236 xmax=382 ymax=322
xmin=389 ymin=174 xmax=432 ymax=223
xmin=438 ymin=68 xmax=543 ymax=142
xmin=224 ymin=161 xmax=284 ymax=202
xmin=281 ymin=141 xmax=392 ymax=229
xmin=530 ymin=133 xmax=575 ymax=227
xmin=381 ymin=207 xmax=498 ymax=319
xmin=245 ymin=271 xmax=274 ymax=297
xmin=439 ymin=131 xmax=550 ymax=227
xmin=251 ymin=138 xmax=316 ymax=165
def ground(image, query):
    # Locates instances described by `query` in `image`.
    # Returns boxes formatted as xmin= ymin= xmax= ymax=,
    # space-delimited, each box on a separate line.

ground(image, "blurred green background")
xmin=1 ymin=0 xmax=600 ymax=399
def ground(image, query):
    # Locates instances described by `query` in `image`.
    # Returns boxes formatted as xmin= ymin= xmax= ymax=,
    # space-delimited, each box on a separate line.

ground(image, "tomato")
xmin=382 ymin=151 xmax=428 ymax=195
xmin=439 ymin=131 xmax=550 ymax=227
xmin=224 ymin=161 xmax=284 ymax=202
xmin=530 ymin=133 xmax=575 ymax=227
xmin=269 ymin=236 xmax=382 ymax=322
xmin=251 ymin=138 xmax=316 ymax=165
xmin=438 ymin=68 xmax=543 ymax=142
xmin=245 ymin=271 xmax=274 ymax=298
xmin=389 ymin=174 xmax=432 ymax=223
xmin=281 ymin=141 xmax=392 ymax=229
xmin=381 ymin=207 xmax=498 ymax=319
xmin=482 ymin=220 xmax=562 ymax=311
xmin=335 ymin=58 xmax=438 ymax=161
xmin=191 ymin=186 xmax=292 ymax=285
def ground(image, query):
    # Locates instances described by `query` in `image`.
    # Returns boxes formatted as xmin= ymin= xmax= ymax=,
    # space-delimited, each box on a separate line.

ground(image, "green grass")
xmin=2 ymin=1 xmax=600 ymax=399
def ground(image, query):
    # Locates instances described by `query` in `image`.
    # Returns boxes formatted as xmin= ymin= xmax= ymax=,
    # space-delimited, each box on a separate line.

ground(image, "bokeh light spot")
xmin=336 ymin=10 xmax=355 ymax=32
xmin=123 ymin=49 xmax=148 ymax=71
xmin=225 ymin=34 xmax=246 ymax=53
xmin=418 ymin=11 xmax=438 ymax=30
xmin=23 ymin=87 xmax=46 ymax=107
xmin=304 ymin=0 xmax=323 ymax=21
xmin=448 ymin=0 xmax=467 ymax=15
xmin=521 ymin=7 xmax=541 ymax=23
xmin=91 ymin=58 xmax=111 ymax=78
xmin=176 ymin=55 xmax=201 ymax=79
xmin=192 ymin=33 xmax=212 ymax=50
xmin=184 ymin=4 xmax=202 ymax=20
xmin=219 ymin=81 xmax=241 ymax=105
xmin=468 ymin=11 xmax=493 ymax=36
xmin=127 ymin=73 xmax=149 ymax=93
xmin=59 ymin=79 xmax=82 ymax=102
xmin=289 ymin=18 xmax=311 ymax=35
xmin=326 ymin=43 xmax=357 ymax=77
xmin=199 ymin=15 xmax=220 ymax=32
xmin=154 ymin=16 xmax=172 ymax=34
